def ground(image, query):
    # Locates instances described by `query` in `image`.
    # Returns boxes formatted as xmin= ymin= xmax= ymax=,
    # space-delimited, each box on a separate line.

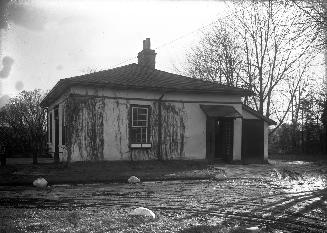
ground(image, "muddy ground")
xmin=0 ymin=160 xmax=327 ymax=233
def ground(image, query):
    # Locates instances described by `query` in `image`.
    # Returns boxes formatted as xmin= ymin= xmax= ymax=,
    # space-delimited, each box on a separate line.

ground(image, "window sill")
xmin=130 ymin=143 xmax=152 ymax=149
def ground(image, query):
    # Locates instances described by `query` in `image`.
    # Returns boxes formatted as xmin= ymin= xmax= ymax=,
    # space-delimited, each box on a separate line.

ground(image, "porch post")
xmin=233 ymin=117 xmax=242 ymax=161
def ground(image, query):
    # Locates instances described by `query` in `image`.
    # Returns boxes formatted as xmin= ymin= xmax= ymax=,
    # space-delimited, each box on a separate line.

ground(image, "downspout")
xmin=157 ymin=93 xmax=165 ymax=160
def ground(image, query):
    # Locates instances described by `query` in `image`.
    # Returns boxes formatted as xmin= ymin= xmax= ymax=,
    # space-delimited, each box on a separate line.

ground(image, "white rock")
xmin=128 ymin=176 xmax=140 ymax=184
xmin=246 ymin=226 xmax=260 ymax=232
xmin=33 ymin=178 xmax=48 ymax=188
xmin=130 ymin=207 xmax=155 ymax=219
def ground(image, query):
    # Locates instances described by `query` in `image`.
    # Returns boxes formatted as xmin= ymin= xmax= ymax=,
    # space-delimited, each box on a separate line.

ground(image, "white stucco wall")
xmin=70 ymin=86 xmax=242 ymax=103
xmin=182 ymin=103 xmax=207 ymax=160
xmin=233 ymin=118 xmax=242 ymax=161
xmin=48 ymin=86 xmax=245 ymax=162
xmin=103 ymin=98 xmax=132 ymax=161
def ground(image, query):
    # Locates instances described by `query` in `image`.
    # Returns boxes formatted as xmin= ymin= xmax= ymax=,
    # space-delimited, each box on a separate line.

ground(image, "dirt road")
xmin=0 ymin=160 xmax=326 ymax=232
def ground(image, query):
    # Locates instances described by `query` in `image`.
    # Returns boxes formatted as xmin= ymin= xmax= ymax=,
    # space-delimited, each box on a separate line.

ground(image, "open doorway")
xmin=214 ymin=118 xmax=233 ymax=161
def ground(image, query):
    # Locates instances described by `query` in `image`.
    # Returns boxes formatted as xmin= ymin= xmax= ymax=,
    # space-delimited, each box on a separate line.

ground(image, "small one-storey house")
xmin=40 ymin=38 xmax=276 ymax=163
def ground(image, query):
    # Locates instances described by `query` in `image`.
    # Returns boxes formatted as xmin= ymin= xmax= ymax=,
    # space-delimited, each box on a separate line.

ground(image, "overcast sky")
xmin=0 ymin=0 xmax=226 ymax=106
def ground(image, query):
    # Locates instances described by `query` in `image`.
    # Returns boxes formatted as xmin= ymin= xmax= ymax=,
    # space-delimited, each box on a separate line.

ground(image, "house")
xmin=40 ymin=38 xmax=276 ymax=163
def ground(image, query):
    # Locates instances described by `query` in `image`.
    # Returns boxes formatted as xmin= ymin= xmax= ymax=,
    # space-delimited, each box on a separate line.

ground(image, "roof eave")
xmin=72 ymin=81 xmax=253 ymax=96
xmin=40 ymin=80 xmax=253 ymax=108
xmin=242 ymin=104 xmax=276 ymax=125
xmin=40 ymin=80 xmax=69 ymax=108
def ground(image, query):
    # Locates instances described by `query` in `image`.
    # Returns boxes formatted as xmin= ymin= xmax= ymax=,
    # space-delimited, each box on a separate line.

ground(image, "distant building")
xmin=40 ymin=38 xmax=275 ymax=163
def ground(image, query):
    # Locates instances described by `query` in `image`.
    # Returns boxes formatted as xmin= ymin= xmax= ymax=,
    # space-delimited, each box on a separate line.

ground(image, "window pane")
xmin=138 ymin=114 xmax=147 ymax=121
xmin=131 ymin=127 xmax=147 ymax=143
xmin=141 ymin=128 xmax=147 ymax=142
xmin=138 ymin=120 xmax=147 ymax=127
xmin=138 ymin=108 xmax=147 ymax=115
xmin=130 ymin=128 xmax=138 ymax=142
xmin=132 ymin=108 xmax=138 ymax=117
xmin=131 ymin=106 xmax=149 ymax=144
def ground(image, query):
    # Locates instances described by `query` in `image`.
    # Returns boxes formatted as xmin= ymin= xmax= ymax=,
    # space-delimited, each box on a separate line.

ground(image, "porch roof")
xmin=200 ymin=105 xmax=243 ymax=118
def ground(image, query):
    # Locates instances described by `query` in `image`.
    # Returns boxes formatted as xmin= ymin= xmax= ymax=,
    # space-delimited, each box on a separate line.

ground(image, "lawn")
xmin=0 ymin=159 xmax=327 ymax=232
xmin=0 ymin=160 xmax=213 ymax=186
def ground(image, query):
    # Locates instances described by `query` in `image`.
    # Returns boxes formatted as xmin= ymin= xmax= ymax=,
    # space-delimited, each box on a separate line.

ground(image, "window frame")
xmin=129 ymin=104 xmax=152 ymax=148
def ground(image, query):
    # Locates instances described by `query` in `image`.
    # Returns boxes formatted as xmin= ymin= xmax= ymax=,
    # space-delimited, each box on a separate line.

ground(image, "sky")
xmin=0 ymin=0 xmax=227 ymax=106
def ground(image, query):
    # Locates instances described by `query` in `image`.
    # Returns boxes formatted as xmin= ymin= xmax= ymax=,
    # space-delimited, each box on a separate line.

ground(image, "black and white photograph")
xmin=0 ymin=0 xmax=326 ymax=232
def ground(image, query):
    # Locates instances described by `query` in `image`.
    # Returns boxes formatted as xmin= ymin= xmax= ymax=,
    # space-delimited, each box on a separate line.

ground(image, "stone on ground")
xmin=245 ymin=226 xmax=260 ymax=232
xmin=130 ymin=207 xmax=155 ymax=219
xmin=128 ymin=176 xmax=140 ymax=184
xmin=33 ymin=178 xmax=48 ymax=188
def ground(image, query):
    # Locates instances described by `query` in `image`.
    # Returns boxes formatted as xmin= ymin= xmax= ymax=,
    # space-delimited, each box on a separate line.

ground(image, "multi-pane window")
xmin=130 ymin=106 xmax=150 ymax=145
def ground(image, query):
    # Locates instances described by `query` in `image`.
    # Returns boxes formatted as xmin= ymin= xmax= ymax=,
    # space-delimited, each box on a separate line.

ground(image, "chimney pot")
xmin=143 ymin=38 xmax=151 ymax=49
xmin=138 ymin=38 xmax=156 ymax=69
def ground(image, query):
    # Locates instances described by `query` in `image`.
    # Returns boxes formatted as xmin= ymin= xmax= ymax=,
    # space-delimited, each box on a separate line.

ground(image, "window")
xmin=130 ymin=105 xmax=151 ymax=148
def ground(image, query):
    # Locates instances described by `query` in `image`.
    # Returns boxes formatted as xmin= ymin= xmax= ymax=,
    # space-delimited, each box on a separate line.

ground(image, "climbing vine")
xmin=140 ymin=101 xmax=187 ymax=160
xmin=160 ymin=102 xmax=187 ymax=159
xmin=64 ymin=95 xmax=187 ymax=162
xmin=65 ymin=96 xmax=105 ymax=161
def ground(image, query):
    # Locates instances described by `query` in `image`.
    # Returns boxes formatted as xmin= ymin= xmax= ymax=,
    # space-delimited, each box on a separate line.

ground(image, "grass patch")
xmin=0 ymin=160 xmax=211 ymax=185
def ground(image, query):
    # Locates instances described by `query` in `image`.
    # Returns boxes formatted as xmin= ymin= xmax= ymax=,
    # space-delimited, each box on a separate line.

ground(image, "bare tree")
xmin=291 ymin=0 xmax=327 ymax=49
xmin=186 ymin=0 xmax=317 ymax=128
xmin=0 ymin=90 xmax=47 ymax=164
xmin=187 ymin=22 xmax=243 ymax=87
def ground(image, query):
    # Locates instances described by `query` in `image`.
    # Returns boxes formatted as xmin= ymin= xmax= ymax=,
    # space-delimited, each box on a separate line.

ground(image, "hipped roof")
xmin=40 ymin=63 xmax=253 ymax=107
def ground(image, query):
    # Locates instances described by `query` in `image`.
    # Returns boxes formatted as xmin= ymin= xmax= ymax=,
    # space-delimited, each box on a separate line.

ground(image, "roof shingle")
xmin=41 ymin=63 xmax=253 ymax=107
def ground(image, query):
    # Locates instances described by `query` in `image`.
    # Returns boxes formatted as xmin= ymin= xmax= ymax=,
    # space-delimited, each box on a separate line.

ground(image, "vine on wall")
xmin=160 ymin=102 xmax=187 ymax=159
xmin=65 ymin=95 xmax=187 ymax=161
xmin=65 ymin=96 xmax=105 ymax=161
xmin=129 ymin=102 xmax=187 ymax=160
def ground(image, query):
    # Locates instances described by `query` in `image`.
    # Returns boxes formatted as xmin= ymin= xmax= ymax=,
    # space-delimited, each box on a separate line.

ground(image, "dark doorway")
xmin=54 ymin=107 xmax=59 ymax=163
xmin=242 ymin=119 xmax=264 ymax=163
xmin=214 ymin=119 xmax=233 ymax=161
xmin=206 ymin=117 xmax=234 ymax=162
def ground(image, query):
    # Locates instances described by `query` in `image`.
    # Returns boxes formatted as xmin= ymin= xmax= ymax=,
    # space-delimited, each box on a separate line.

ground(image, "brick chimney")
xmin=137 ymin=38 xmax=156 ymax=69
